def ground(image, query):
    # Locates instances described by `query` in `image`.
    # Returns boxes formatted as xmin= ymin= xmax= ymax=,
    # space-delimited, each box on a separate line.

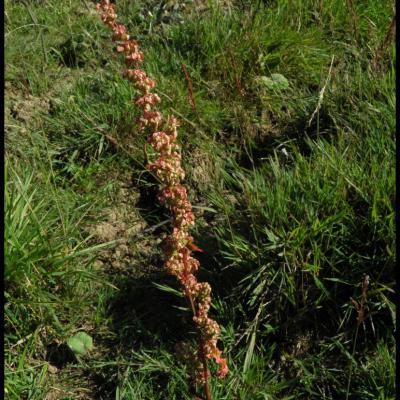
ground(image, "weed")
xmin=5 ymin=0 xmax=395 ymax=398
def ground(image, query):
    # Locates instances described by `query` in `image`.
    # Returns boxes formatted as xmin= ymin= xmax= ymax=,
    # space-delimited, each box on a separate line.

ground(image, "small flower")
xmin=124 ymin=68 xmax=146 ymax=81
xmin=112 ymin=24 xmax=129 ymax=41
xmin=125 ymin=50 xmax=145 ymax=65
xmin=136 ymin=93 xmax=161 ymax=108
xmin=97 ymin=1 xmax=117 ymax=27
xmin=124 ymin=69 xmax=156 ymax=92
xmin=138 ymin=110 xmax=162 ymax=129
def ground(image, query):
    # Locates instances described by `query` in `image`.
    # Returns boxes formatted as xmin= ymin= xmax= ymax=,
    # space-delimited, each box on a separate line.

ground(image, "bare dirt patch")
xmin=87 ymin=169 xmax=165 ymax=276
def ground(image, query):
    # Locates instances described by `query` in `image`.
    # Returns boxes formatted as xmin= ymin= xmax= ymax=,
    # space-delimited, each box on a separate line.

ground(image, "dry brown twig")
xmin=350 ymin=274 xmax=370 ymax=326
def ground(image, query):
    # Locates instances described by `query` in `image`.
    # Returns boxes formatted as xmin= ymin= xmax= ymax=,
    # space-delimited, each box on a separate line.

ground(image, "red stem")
xmin=181 ymin=63 xmax=198 ymax=116
xmin=200 ymin=341 xmax=212 ymax=400
xmin=186 ymin=290 xmax=212 ymax=400
xmin=183 ymin=250 xmax=212 ymax=400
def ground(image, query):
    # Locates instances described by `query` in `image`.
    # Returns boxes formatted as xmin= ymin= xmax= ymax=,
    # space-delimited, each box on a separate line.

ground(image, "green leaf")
xmin=256 ymin=73 xmax=289 ymax=90
xmin=270 ymin=73 xmax=289 ymax=89
xmin=243 ymin=329 xmax=257 ymax=374
xmin=153 ymin=282 xmax=184 ymax=297
xmin=67 ymin=332 xmax=93 ymax=356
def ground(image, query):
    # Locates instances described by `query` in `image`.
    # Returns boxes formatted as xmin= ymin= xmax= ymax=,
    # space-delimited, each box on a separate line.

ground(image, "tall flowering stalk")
xmin=96 ymin=2 xmax=228 ymax=398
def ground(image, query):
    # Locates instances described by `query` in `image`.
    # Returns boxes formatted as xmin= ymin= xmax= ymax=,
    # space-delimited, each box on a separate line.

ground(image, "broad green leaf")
xmin=256 ymin=73 xmax=289 ymax=90
xmin=67 ymin=332 xmax=93 ymax=356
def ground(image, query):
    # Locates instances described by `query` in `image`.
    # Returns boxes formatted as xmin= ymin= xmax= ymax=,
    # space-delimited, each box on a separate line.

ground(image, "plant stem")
xmin=186 ymin=289 xmax=212 ymax=400
xmin=200 ymin=341 xmax=212 ymax=400
xmin=346 ymin=0 xmax=359 ymax=43
xmin=181 ymin=63 xmax=198 ymax=117
xmin=372 ymin=13 xmax=396 ymax=71
xmin=345 ymin=323 xmax=359 ymax=400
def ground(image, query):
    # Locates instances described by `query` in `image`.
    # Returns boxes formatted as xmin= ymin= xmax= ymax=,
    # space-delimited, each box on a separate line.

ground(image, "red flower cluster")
xmin=96 ymin=0 xmax=228 ymax=388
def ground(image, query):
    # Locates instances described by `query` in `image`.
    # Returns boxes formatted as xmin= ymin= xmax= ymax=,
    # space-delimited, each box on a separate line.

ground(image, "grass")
xmin=5 ymin=0 xmax=395 ymax=399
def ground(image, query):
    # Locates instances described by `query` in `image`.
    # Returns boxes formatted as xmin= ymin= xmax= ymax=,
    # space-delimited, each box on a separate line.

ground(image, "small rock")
xmin=48 ymin=364 xmax=59 ymax=374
